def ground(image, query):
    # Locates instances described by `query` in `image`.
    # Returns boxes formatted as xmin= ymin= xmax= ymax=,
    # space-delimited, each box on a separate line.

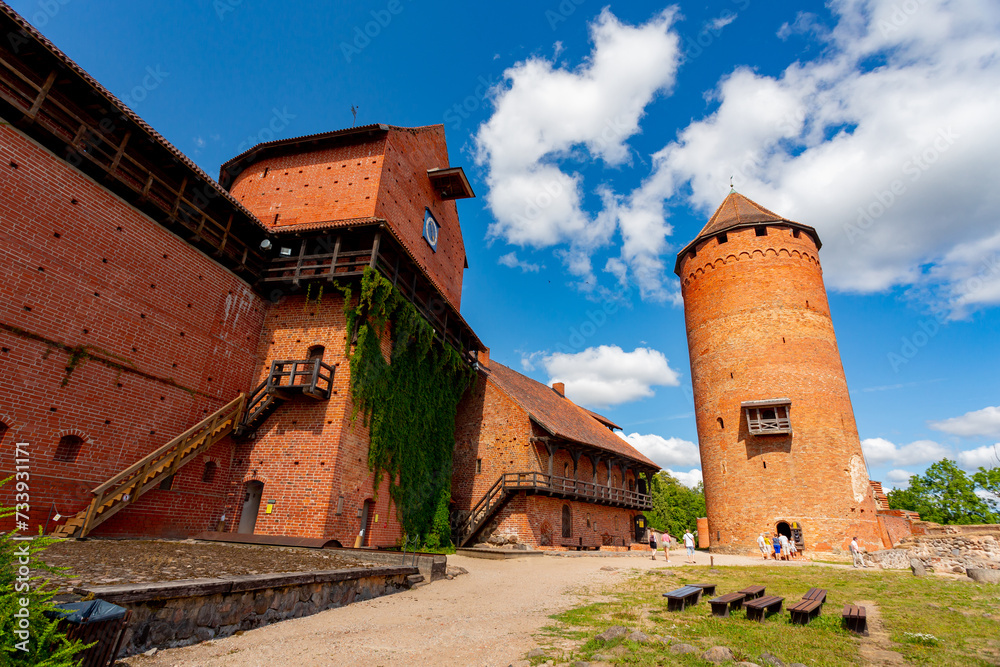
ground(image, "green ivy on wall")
xmin=342 ymin=268 xmax=474 ymax=547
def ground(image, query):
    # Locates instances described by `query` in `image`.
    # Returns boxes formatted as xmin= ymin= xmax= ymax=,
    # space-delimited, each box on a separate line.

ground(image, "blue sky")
xmin=11 ymin=0 xmax=999 ymax=489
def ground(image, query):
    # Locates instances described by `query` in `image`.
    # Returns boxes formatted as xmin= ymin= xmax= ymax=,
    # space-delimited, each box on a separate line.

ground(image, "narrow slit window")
xmin=476 ymin=458 xmax=482 ymax=474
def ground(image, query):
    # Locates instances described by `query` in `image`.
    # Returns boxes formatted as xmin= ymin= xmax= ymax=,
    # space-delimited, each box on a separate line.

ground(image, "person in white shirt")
xmin=788 ymin=536 xmax=798 ymax=559
xmin=756 ymin=532 xmax=769 ymax=560
xmin=850 ymin=536 xmax=867 ymax=568
xmin=683 ymin=530 xmax=696 ymax=563
xmin=778 ymin=533 xmax=789 ymax=561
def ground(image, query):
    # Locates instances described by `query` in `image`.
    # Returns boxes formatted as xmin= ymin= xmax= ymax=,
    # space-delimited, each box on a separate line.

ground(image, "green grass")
xmin=531 ymin=565 xmax=1000 ymax=666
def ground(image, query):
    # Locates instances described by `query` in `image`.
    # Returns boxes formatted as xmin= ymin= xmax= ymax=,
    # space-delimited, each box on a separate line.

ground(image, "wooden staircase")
xmin=51 ymin=395 xmax=246 ymax=539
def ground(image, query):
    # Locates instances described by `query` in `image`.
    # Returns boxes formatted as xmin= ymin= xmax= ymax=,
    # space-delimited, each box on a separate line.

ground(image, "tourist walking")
xmin=778 ymin=533 xmax=789 ymax=561
xmin=850 ymin=536 xmax=867 ymax=568
xmin=649 ymin=530 xmax=658 ymax=560
xmin=757 ymin=532 xmax=769 ymax=560
xmin=664 ymin=533 xmax=671 ymax=562
xmin=683 ymin=529 xmax=696 ymax=563
xmin=771 ymin=534 xmax=781 ymax=560
xmin=788 ymin=537 xmax=798 ymax=559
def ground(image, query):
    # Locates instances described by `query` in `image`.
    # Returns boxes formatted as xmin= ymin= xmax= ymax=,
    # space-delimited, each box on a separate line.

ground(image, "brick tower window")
xmin=54 ymin=435 xmax=84 ymax=462
xmin=202 ymin=460 xmax=218 ymax=483
xmin=755 ymin=226 xmax=768 ymax=237
xmin=741 ymin=399 xmax=792 ymax=435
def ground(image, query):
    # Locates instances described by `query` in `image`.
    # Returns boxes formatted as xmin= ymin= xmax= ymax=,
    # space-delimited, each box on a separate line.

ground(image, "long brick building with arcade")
xmin=0 ymin=4 xmax=658 ymax=551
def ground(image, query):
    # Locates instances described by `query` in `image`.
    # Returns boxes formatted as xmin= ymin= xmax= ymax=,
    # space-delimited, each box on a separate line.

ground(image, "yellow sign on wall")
xmin=265 ymin=503 xmax=274 ymax=514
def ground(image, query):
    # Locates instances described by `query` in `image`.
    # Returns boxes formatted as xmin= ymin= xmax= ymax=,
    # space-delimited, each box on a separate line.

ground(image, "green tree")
xmin=887 ymin=459 xmax=998 ymax=524
xmin=646 ymin=472 xmax=706 ymax=539
xmin=972 ymin=460 xmax=1000 ymax=516
xmin=1 ymin=479 xmax=91 ymax=666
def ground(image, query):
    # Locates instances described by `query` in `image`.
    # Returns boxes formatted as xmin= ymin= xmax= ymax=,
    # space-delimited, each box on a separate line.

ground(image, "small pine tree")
xmin=1 ymin=478 xmax=91 ymax=667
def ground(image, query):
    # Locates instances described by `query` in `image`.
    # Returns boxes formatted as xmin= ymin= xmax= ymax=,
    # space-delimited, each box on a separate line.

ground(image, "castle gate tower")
xmin=674 ymin=192 xmax=881 ymax=553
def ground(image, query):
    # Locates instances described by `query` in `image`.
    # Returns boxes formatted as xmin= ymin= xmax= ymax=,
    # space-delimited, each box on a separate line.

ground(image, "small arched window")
xmin=718 ymin=417 xmax=724 ymax=430
xmin=54 ymin=435 xmax=84 ymax=463
xmin=563 ymin=462 xmax=570 ymax=478
xmin=307 ymin=345 xmax=325 ymax=361
xmin=202 ymin=460 xmax=218 ymax=483
xmin=561 ymin=504 xmax=572 ymax=539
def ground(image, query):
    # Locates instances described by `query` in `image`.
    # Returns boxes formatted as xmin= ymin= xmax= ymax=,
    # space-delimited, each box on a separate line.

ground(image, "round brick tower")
xmin=675 ymin=191 xmax=881 ymax=554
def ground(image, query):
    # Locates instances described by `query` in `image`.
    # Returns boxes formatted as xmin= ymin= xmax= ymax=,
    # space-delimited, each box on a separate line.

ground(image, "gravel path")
xmin=123 ymin=548 xmax=831 ymax=667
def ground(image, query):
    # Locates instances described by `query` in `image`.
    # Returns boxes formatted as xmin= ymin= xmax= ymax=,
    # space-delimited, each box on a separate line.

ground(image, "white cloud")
xmin=627 ymin=0 xmax=1000 ymax=316
xmin=498 ymin=251 xmax=543 ymax=273
xmin=622 ymin=432 xmax=701 ymax=468
xmin=709 ymin=13 xmax=737 ymax=32
xmin=886 ymin=469 xmax=913 ymax=485
xmin=542 ymin=345 xmax=680 ymax=407
xmin=776 ymin=12 xmax=827 ymax=40
xmin=666 ymin=468 xmax=703 ymax=489
xmin=956 ymin=444 xmax=1000 ymax=470
xmin=861 ymin=437 xmax=948 ymax=466
xmin=929 ymin=405 xmax=1000 ymax=438
xmin=475 ymin=8 xmax=681 ymax=300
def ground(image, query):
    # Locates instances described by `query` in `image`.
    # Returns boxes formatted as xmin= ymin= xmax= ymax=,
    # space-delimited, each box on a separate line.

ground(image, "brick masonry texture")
xmin=228 ymin=125 xmax=467 ymax=310
xmin=678 ymin=222 xmax=881 ymax=553
xmin=453 ymin=364 xmax=647 ymax=548
xmin=0 ymin=121 xmax=265 ymax=537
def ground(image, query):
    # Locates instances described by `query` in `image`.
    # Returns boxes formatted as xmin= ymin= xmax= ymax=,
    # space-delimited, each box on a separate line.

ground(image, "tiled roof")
xmin=485 ymin=361 xmax=659 ymax=469
xmin=582 ymin=408 xmax=623 ymax=431
xmin=674 ymin=191 xmax=822 ymax=275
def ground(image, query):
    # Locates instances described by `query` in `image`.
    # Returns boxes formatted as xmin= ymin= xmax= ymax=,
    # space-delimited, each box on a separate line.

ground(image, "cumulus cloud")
xmin=621 ymin=432 xmax=701 ymax=468
xmin=541 ymin=345 xmax=680 ymax=407
xmin=666 ymin=468 xmax=703 ymax=489
xmin=498 ymin=251 xmax=543 ymax=273
xmin=956 ymin=444 xmax=1000 ymax=470
xmin=625 ymin=0 xmax=1000 ymax=316
xmin=929 ymin=405 xmax=1000 ymax=438
xmin=886 ymin=469 xmax=913 ymax=487
xmin=475 ymin=8 xmax=681 ymax=300
xmin=861 ymin=437 xmax=949 ymax=466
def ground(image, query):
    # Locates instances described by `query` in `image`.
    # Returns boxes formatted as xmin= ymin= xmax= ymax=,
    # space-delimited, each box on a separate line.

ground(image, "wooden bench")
xmin=692 ymin=583 xmax=717 ymax=596
xmin=842 ymin=605 xmax=868 ymax=635
xmin=802 ymin=587 xmax=827 ymax=604
xmin=788 ymin=598 xmax=822 ymax=624
xmin=744 ymin=595 xmax=784 ymax=621
xmin=662 ymin=585 xmax=703 ymax=611
xmin=560 ymin=542 xmax=599 ymax=551
xmin=738 ymin=585 xmax=765 ymax=602
xmin=708 ymin=592 xmax=746 ymax=617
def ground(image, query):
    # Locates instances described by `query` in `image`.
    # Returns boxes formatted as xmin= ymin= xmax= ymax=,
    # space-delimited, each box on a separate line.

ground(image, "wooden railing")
xmin=456 ymin=471 xmax=652 ymax=546
xmin=52 ymin=395 xmax=246 ymax=538
xmin=239 ymin=359 xmax=334 ymax=433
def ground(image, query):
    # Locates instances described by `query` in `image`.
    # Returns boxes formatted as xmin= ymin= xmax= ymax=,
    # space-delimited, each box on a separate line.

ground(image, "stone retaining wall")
xmin=869 ymin=532 xmax=1000 ymax=574
xmin=77 ymin=566 xmax=416 ymax=657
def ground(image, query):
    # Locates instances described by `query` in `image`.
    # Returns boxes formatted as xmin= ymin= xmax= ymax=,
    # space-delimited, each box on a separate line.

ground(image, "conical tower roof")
xmin=674 ymin=191 xmax=821 ymax=276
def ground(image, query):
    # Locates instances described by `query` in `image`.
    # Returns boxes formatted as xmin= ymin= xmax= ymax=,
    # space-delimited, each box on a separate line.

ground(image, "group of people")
xmin=757 ymin=531 xmax=799 ymax=560
xmin=648 ymin=529 xmax=699 ymax=563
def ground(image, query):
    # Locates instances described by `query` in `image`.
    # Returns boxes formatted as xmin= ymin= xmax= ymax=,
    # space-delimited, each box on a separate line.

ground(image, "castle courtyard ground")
xmin=121 ymin=549 xmax=836 ymax=667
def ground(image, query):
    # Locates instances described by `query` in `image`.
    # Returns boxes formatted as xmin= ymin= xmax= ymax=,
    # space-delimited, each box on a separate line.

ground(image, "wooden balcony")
xmin=258 ymin=225 xmax=483 ymax=363
xmin=236 ymin=358 xmax=334 ymax=436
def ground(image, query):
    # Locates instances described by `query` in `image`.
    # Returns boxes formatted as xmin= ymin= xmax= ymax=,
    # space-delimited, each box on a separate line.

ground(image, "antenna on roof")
xmin=351 ymin=105 xmax=358 ymax=127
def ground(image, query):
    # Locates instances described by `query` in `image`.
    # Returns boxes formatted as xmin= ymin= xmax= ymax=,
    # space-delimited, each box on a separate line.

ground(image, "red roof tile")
xmin=485 ymin=361 xmax=659 ymax=469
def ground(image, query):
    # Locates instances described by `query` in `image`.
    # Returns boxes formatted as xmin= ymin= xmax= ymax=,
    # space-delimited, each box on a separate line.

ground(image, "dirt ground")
xmin=123 ymin=548 xmax=824 ymax=667
xmin=41 ymin=540 xmax=376 ymax=589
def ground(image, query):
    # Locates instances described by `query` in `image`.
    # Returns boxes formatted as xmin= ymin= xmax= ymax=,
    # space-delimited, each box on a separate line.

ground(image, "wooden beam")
xmin=215 ymin=214 xmax=234 ymax=256
xmin=109 ymin=130 xmax=131 ymax=172
xmin=26 ymin=70 xmax=56 ymax=120
xmin=370 ymin=230 xmax=381 ymax=269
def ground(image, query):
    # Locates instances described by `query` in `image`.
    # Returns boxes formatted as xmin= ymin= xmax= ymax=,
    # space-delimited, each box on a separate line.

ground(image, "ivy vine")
xmin=342 ymin=268 xmax=474 ymax=547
